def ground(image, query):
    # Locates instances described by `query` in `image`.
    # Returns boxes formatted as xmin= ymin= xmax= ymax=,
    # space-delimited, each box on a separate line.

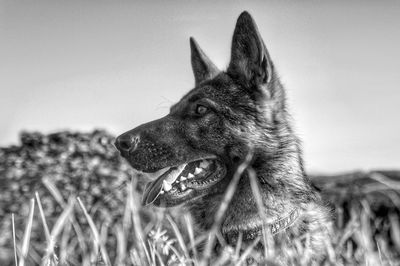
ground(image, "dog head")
xmin=115 ymin=11 xmax=293 ymax=208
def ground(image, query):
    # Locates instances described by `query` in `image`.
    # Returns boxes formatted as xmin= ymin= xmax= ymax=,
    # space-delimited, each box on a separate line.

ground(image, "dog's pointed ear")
xmin=228 ymin=11 xmax=274 ymax=90
xmin=190 ymin=37 xmax=220 ymax=86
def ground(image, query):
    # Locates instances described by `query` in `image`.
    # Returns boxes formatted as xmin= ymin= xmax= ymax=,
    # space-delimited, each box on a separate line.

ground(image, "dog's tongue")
xmin=142 ymin=174 xmax=167 ymax=206
xmin=142 ymin=164 xmax=187 ymax=205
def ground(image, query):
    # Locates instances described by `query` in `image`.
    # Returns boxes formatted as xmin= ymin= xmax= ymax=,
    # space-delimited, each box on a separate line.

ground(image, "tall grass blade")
xmin=234 ymin=231 xmax=243 ymax=260
xmin=201 ymin=150 xmax=253 ymax=265
xmin=36 ymin=191 xmax=60 ymax=265
xmin=36 ymin=192 xmax=62 ymax=266
xmin=389 ymin=214 xmax=400 ymax=251
xmin=114 ymin=224 xmax=126 ymax=266
xmin=127 ymin=178 xmax=144 ymax=240
xmin=19 ymin=198 xmax=35 ymax=266
xmin=59 ymin=220 xmax=72 ymax=265
xmin=12 ymin=213 xmax=18 ymax=266
xmin=184 ymin=214 xmax=198 ymax=264
xmin=127 ymin=178 xmax=152 ymax=264
xmin=234 ymin=237 xmax=260 ymax=266
xmin=248 ymin=167 xmax=273 ymax=258
xmin=50 ymin=198 xmax=75 ymax=245
xmin=167 ymin=215 xmax=190 ymax=259
xmin=43 ymin=177 xmax=88 ymax=257
xmin=369 ymin=172 xmax=400 ymax=190
xmin=41 ymin=197 xmax=75 ymax=266
xmin=77 ymin=197 xmax=111 ymax=266
xmin=35 ymin=192 xmax=51 ymax=243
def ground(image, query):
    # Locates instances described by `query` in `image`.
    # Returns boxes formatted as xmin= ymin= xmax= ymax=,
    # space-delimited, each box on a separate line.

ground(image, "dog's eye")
xmin=195 ymin=104 xmax=208 ymax=115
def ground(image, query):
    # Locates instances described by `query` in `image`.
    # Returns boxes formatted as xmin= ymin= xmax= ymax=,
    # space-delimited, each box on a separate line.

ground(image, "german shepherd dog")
xmin=115 ymin=11 xmax=332 ymax=262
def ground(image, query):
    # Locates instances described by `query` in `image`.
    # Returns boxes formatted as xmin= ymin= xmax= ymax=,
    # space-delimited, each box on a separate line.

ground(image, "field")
xmin=0 ymin=130 xmax=399 ymax=265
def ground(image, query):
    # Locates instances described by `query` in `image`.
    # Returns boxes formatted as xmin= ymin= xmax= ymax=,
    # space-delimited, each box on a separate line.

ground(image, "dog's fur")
xmin=116 ymin=11 xmax=332 ymax=261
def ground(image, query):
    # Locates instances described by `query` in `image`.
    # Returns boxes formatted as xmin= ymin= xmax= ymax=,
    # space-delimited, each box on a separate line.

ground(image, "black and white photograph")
xmin=1 ymin=1 xmax=400 ymax=265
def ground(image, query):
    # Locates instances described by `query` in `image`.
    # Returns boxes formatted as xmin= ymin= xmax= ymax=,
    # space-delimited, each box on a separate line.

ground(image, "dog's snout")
xmin=115 ymin=134 xmax=140 ymax=153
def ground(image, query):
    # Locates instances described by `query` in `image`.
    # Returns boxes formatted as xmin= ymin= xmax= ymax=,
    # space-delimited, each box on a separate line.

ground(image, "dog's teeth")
xmin=160 ymin=190 xmax=164 ymax=194
xmin=194 ymin=167 xmax=202 ymax=175
xmin=199 ymin=160 xmax=210 ymax=169
xmin=180 ymin=176 xmax=187 ymax=181
xmin=163 ymin=180 xmax=172 ymax=192
xmin=180 ymin=183 xmax=186 ymax=190
xmin=164 ymin=164 xmax=187 ymax=184
xmin=187 ymin=173 xmax=194 ymax=179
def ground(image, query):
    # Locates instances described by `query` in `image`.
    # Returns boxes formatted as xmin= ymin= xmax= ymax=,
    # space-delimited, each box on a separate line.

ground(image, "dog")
xmin=115 ymin=11 xmax=332 ymax=262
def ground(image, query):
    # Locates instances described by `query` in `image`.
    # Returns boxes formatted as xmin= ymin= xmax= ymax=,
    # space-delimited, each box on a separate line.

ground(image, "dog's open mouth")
xmin=142 ymin=158 xmax=226 ymax=206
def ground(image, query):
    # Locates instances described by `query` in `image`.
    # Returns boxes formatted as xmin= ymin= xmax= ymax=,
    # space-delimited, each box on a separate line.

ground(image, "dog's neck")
xmin=188 ymin=125 xmax=327 ymax=244
xmin=252 ymin=136 xmax=318 ymax=203
xmin=187 ymin=140 xmax=331 ymax=261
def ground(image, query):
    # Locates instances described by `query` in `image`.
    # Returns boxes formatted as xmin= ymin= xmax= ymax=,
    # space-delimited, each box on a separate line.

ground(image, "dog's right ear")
xmin=190 ymin=37 xmax=220 ymax=86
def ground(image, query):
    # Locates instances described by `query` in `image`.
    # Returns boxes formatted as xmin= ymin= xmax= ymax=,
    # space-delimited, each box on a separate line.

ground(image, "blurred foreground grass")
xmin=0 ymin=130 xmax=399 ymax=265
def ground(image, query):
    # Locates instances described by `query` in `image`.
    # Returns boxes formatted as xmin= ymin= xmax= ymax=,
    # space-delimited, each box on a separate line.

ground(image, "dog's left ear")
xmin=228 ymin=11 xmax=274 ymax=91
xmin=190 ymin=37 xmax=220 ymax=86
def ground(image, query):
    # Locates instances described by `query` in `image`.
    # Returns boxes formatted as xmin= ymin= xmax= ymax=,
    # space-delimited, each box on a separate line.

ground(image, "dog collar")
xmin=269 ymin=208 xmax=300 ymax=235
xmin=224 ymin=208 xmax=300 ymax=242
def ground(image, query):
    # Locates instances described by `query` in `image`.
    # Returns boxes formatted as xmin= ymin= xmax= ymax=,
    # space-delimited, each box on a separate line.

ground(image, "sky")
xmin=1 ymin=0 xmax=399 ymax=173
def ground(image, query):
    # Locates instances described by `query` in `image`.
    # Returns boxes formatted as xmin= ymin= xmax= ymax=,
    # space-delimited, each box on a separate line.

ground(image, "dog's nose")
xmin=115 ymin=134 xmax=140 ymax=153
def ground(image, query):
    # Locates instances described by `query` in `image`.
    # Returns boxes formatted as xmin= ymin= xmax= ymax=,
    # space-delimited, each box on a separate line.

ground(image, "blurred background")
xmin=1 ymin=0 xmax=399 ymax=173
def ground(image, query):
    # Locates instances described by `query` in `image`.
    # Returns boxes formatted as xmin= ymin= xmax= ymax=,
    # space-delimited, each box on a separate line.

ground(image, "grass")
xmin=7 ymin=170 xmax=400 ymax=266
